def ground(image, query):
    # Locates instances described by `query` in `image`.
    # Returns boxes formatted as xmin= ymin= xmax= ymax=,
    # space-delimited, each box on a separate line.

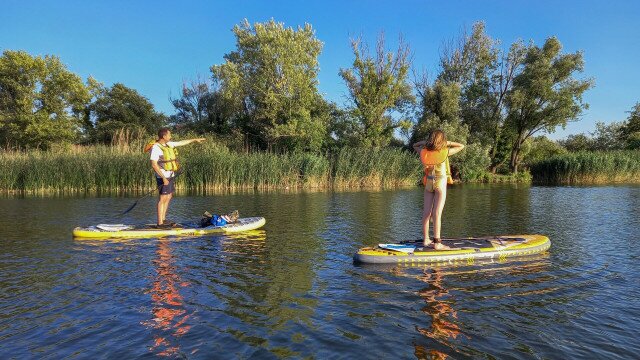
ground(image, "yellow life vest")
xmin=420 ymin=148 xmax=453 ymax=185
xmin=144 ymin=141 xmax=179 ymax=171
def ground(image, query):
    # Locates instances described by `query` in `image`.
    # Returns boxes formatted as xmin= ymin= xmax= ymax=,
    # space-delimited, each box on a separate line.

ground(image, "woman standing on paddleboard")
xmin=146 ymin=128 xmax=205 ymax=227
xmin=413 ymin=130 xmax=464 ymax=250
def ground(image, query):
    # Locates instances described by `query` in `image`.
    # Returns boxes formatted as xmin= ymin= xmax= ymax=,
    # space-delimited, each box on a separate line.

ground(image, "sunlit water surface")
xmin=1 ymin=184 xmax=639 ymax=359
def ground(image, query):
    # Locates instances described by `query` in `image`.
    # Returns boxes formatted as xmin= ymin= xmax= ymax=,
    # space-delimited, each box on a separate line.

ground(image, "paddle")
xmin=122 ymin=170 xmax=183 ymax=215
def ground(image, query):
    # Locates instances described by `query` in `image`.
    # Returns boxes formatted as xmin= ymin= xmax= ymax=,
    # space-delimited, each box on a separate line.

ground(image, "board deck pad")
xmin=355 ymin=235 xmax=550 ymax=264
xmin=96 ymin=224 xmax=135 ymax=231
xmin=380 ymin=237 xmax=529 ymax=252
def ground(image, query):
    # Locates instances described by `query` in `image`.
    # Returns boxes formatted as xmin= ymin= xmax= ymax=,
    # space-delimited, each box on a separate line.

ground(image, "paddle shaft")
xmin=121 ymin=170 xmax=182 ymax=215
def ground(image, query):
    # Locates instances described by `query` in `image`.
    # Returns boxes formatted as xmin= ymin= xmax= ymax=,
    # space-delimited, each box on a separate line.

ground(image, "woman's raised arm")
xmin=412 ymin=140 xmax=426 ymax=154
xmin=447 ymin=141 xmax=465 ymax=155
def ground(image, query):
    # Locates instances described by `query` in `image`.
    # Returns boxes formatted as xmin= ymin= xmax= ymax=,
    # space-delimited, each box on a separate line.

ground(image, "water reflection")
xmin=446 ymin=184 xmax=532 ymax=238
xmin=416 ymin=269 xmax=461 ymax=340
xmin=377 ymin=254 xmax=553 ymax=359
xmin=214 ymin=203 xmax=324 ymax=351
xmin=144 ymin=239 xmax=191 ymax=357
xmin=413 ymin=268 xmax=461 ymax=360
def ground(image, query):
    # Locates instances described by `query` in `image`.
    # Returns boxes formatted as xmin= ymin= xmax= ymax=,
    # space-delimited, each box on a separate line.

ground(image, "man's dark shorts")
xmin=156 ymin=177 xmax=175 ymax=195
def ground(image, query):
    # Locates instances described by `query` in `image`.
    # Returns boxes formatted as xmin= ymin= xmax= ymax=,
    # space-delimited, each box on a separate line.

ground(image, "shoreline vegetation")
xmin=530 ymin=150 xmax=640 ymax=185
xmin=0 ymin=144 xmax=418 ymax=193
xmin=0 ymin=143 xmax=527 ymax=194
xmin=2 ymin=143 xmax=637 ymax=194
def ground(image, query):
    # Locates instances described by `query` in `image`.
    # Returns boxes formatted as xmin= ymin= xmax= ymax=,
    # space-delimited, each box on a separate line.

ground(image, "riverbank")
xmin=10 ymin=145 xmax=637 ymax=193
xmin=529 ymin=150 xmax=640 ymax=184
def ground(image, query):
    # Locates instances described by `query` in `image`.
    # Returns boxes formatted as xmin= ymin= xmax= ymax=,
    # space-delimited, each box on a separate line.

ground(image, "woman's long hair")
xmin=425 ymin=130 xmax=447 ymax=151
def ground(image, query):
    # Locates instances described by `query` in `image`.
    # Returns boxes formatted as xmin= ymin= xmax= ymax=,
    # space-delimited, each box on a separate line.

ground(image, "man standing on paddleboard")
xmin=147 ymin=128 xmax=205 ymax=227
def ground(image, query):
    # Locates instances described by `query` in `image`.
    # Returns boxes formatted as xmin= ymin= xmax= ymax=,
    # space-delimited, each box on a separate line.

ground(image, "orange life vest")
xmin=144 ymin=141 xmax=179 ymax=171
xmin=420 ymin=148 xmax=453 ymax=186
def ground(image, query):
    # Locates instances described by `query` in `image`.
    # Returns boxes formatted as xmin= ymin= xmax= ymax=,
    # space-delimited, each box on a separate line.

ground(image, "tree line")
xmin=3 ymin=19 xmax=636 ymax=176
xmin=559 ymin=104 xmax=640 ymax=151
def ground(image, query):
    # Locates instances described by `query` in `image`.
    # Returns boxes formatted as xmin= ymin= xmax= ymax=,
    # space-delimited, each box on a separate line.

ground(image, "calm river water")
xmin=1 ymin=184 xmax=639 ymax=359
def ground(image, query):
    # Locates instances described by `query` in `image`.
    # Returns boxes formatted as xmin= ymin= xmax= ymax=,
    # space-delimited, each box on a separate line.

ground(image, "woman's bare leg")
xmin=423 ymin=189 xmax=435 ymax=246
xmin=432 ymin=187 xmax=450 ymax=250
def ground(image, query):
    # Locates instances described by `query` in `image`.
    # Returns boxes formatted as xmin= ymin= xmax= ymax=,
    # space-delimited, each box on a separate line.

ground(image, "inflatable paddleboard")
xmin=354 ymin=235 xmax=550 ymax=264
xmin=73 ymin=217 xmax=266 ymax=239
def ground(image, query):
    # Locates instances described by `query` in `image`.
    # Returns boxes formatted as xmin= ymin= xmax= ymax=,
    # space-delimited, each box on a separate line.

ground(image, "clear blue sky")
xmin=2 ymin=0 xmax=639 ymax=139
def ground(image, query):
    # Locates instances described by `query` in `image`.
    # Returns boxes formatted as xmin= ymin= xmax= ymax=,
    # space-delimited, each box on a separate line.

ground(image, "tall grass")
xmin=0 ymin=146 xmax=155 ymax=193
xmin=530 ymin=150 xmax=640 ymax=184
xmin=331 ymin=147 xmax=422 ymax=187
xmin=0 ymin=144 xmax=423 ymax=193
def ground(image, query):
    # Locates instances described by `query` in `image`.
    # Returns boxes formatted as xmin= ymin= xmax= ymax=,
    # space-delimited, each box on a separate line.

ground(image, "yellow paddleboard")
xmin=354 ymin=235 xmax=550 ymax=264
xmin=73 ymin=217 xmax=266 ymax=239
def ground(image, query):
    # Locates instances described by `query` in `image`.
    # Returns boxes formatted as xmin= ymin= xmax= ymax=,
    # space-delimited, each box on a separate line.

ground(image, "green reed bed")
xmin=179 ymin=149 xmax=330 ymax=190
xmin=0 ymin=147 xmax=155 ymax=193
xmin=331 ymin=147 xmax=422 ymax=187
xmin=0 ymin=145 xmax=421 ymax=193
xmin=530 ymin=150 xmax=640 ymax=184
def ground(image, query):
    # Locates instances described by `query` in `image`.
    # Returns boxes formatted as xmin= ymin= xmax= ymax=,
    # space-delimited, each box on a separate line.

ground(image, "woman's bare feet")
xmin=433 ymin=242 xmax=451 ymax=250
xmin=432 ymin=238 xmax=451 ymax=250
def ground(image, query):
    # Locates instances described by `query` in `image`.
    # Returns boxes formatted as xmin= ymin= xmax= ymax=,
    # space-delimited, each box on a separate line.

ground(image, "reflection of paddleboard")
xmin=73 ymin=217 xmax=266 ymax=239
xmin=354 ymin=235 xmax=550 ymax=264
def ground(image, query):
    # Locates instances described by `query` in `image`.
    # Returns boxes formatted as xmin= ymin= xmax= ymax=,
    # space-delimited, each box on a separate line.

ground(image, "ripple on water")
xmin=1 ymin=185 xmax=639 ymax=358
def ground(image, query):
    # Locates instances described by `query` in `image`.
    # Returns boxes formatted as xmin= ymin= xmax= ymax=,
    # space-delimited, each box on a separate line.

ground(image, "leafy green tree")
xmin=521 ymin=136 xmax=567 ymax=166
xmin=211 ymin=19 xmax=326 ymax=152
xmin=559 ymin=133 xmax=592 ymax=151
xmin=624 ymin=102 xmax=640 ymax=134
xmin=170 ymin=77 xmax=235 ymax=134
xmin=326 ymin=107 xmax=360 ymax=149
xmin=170 ymin=78 xmax=214 ymax=131
xmin=86 ymin=83 xmax=166 ymax=143
xmin=451 ymin=143 xmax=491 ymax=181
xmin=438 ymin=24 xmax=495 ymax=84
xmin=505 ymin=37 xmax=593 ymax=172
xmin=438 ymin=22 xmax=527 ymax=172
xmin=410 ymin=78 xmax=468 ymax=144
xmin=623 ymin=102 xmax=640 ymax=149
xmin=0 ymin=50 xmax=90 ymax=149
xmin=339 ymin=33 xmax=414 ymax=147
xmin=626 ymin=132 xmax=640 ymax=149
xmin=590 ymin=121 xmax=626 ymax=150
